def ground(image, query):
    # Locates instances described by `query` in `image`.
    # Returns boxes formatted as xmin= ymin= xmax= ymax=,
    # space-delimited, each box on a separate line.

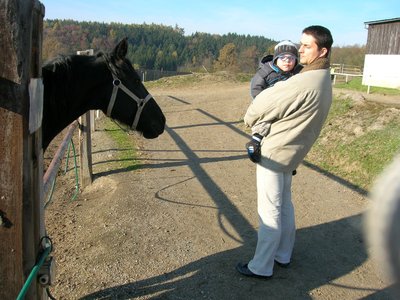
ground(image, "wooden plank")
xmin=0 ymin=1 xmax=29 ymax=298
xmin=22 ymin=1 xmax=45 ymax=299
xmin=76 ymin=50 xmax=94 ymax=189
xmin=0 ymin=1 xmax=45 ymax=299
xmin=0 ymin=108 xmax=24 ymax=299
xmin=366 ymin=21 xmax=400 ymax=54
xmin=90 ymin=110 xmax=95 ymax=132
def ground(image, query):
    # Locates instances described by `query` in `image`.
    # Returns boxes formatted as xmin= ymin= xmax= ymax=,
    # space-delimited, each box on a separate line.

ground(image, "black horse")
xmin=42 ymin=38 xmax=165 ymax=150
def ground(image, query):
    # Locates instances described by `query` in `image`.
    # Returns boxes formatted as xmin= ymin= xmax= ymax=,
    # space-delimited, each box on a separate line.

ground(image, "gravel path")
xmin=45 ymin=79 xmax=395 ymax=299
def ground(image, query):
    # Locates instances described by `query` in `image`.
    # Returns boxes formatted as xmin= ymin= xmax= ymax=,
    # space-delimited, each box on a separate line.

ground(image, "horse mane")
xmin=43 ymin=55 xmax=72 ymax=72
xmin=43 ymin=54 xmax=99 ymax=76
xmin=42 ymin=54 xmax=101 ymax=101
xmin=41 ymin=48 xmax=139 ymax=110
xmin=42 ymin=50 xmax=138 ymax=100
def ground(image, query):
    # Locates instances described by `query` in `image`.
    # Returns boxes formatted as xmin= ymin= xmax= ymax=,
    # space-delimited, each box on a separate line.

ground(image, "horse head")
xmin=103 ymin=38 xmax=166 ymax=139
xmin=42 ymin=38 xmax=165 ymax=151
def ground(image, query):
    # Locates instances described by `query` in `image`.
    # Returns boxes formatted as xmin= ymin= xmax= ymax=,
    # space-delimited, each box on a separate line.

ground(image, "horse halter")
xmin=105 ymin=60 xmax=153 ymax=130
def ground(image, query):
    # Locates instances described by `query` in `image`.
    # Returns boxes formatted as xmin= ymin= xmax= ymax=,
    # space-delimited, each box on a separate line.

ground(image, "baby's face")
xmin=276 ymin=55 xmax=296 ymax=72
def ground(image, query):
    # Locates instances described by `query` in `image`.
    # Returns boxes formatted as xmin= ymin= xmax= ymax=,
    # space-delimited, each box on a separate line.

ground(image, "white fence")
xmin=331 ymin=63 xmax=363 ymax=85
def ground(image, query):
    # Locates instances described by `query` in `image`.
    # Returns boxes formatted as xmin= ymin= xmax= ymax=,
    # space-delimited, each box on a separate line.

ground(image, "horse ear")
xmin=113 ymin=38 xmax=128 ymax=60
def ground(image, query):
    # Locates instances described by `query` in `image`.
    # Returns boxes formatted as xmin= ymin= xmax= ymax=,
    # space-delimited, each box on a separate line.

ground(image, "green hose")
xmin=44 ymin=176 xmax=57 ymax=209
xmin=16 ymin=245 xmax=51 ymax=300
xmin=44 ymin=139 xmax=80 ymax=208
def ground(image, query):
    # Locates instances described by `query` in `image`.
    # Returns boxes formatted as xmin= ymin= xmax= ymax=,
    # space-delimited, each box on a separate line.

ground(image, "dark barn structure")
xmin=362 ymin=17 xmax=400 ymax=89
xmin=364 ymin=17 xmax=400 ymax=55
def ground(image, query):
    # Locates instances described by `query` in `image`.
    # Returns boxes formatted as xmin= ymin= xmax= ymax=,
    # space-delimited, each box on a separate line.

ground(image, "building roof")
xmin=364 ymin=17 xmax=400 ymax=26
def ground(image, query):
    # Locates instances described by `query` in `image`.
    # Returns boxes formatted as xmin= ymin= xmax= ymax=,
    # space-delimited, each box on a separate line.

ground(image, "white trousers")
xmin=248 ymin=164 xmax=296 ymax=276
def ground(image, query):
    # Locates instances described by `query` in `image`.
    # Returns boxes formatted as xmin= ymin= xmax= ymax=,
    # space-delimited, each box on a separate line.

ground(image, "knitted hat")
xmin=273 ymin=40 xmax=298 ymax=64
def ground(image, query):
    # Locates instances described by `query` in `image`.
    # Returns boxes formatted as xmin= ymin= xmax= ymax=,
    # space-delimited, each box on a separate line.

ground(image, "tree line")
xmin=43 ymin=19 xmax=366 ymax=73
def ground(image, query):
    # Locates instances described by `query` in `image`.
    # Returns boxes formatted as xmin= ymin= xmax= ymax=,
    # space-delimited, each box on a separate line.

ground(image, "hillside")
xmin=42 ymin=19 xmax=366 ymax=73
xmin=43 ymin=19 xmax=275 ymax=72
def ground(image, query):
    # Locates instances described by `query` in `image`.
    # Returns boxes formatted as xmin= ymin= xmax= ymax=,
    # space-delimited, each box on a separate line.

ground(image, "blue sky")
xmin=40 ymin=0 xmax=400 ymax=46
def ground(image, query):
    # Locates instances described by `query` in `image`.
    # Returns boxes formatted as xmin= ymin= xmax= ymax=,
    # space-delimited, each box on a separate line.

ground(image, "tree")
xmin=214 ymin=43 xmax=239 ymax=72
xmin=239 ymin=45 xmax=259 ymax=73
xmin=154 ymin=50 xmax=164 ymax=70
xmin=331 ymin=45 xmax=366 ymax=68
xmin=42 ymin=19 xmax=278 ymax=72
xmin=42 ymin=36 xmax=68 ymax=61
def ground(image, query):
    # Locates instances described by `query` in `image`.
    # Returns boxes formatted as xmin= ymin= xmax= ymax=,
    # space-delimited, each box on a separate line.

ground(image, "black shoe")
xmin=236 ymin=262 xmax=272 ymax=279
xmin=274 ymin=260 xmax=291 ymax=268
xmin=292 ymin=170 xmax=297 ymax=176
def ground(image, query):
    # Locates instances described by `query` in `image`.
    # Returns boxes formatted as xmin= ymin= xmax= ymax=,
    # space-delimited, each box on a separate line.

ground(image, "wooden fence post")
xmin=77 ymin=50 xmax=94 ymax=188
xmin=79 ymin=113 xmax=93 ymax=188
xmin=0 ymin=0 xmax=45 ymax=299
xmin=90 ymin=110 xmax=95 ymax=132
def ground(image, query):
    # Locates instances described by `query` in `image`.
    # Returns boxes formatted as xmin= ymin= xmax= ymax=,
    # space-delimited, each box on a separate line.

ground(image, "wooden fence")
xmin=0 ymin=2 xmax=94 ymax=298
xmin=331 ymin=63 xmax=363 ymax=75
xmin=331 ymin=63 xmax=363 ymax=85
xmin=43 ymin=112 xmax=95 ymax=197
xmin=1 ymin=1 xmax=45 ymax=299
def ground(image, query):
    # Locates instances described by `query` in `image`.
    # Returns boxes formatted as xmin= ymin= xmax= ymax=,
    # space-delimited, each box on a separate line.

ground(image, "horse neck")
xmin=42 ymin=57 xmax=111 ymax=149
xmin=71 ymin=58 xmax=111 ymax=111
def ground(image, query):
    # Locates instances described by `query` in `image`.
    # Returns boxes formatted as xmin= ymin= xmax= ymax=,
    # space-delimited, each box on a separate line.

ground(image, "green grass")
xmin=307 ymin=96 xmax=400 ymax=191
xmin=103 ymin=119 xmax=139 ymax=171
xmin=334 ymin=77 xmax=400 ymax=95
xmin=341 ymin=123 xmax=400 ymax=186
xmin=235 ymin=73 xmax=253 ymax=82
xmin=144 ymin=72 xmax=209 ymax=89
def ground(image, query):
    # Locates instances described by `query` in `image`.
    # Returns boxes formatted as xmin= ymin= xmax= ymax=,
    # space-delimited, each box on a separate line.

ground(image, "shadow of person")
xmin=79 ymin=213 xmax=392 ymax=299
xmin=76 ymin=110 xmax=394 ymax=299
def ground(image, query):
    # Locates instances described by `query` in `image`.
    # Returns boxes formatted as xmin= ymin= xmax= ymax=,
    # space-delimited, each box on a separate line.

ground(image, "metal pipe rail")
xmin=43 ymin=120 xmax=79 ymax=197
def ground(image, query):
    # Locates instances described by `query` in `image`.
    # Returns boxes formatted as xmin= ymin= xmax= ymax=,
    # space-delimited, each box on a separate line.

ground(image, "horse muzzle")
xmin=143 ymin=114 xmax=165 ymax=138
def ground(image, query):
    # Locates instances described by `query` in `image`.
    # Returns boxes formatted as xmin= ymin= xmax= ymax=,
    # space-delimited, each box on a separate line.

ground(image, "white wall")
xmin=362 ymin=55 xmax=400 ymax=89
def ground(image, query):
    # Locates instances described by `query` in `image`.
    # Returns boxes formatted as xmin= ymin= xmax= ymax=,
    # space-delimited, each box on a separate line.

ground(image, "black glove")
xmin=246 ymin=134 xmax=263 ymax=163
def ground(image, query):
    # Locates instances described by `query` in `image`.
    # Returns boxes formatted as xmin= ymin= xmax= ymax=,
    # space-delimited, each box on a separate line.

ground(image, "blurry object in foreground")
xmin=365 ymin=154 xmax=400 ymax=296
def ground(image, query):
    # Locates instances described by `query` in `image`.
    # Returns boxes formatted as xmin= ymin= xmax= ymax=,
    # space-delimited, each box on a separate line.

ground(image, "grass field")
xmin=334 ymin=76 xmax=400 ymax=95
xmin=307 ymin=95 xmax=400 ymax=192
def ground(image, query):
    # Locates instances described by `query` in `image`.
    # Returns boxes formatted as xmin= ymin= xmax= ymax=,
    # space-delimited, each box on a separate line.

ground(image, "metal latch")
xmin=38 ymin=256 xmax=56 ymax=286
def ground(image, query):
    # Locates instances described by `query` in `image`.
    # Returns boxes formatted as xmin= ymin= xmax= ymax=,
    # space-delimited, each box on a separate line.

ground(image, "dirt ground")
xmin=44 ymin=77 xmax=399 ymax=300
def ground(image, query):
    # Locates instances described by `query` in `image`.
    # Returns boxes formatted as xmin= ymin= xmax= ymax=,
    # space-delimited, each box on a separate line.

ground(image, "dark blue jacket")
xmin=250 ymin=55 xmax=302 ymax=99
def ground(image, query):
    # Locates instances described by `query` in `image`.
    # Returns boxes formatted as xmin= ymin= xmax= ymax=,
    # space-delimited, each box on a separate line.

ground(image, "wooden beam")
xmin=76 ymin=50 xmax=94 ymax=189
xmin=0 ymin=108 xmax=24 ymax=299
xmin=0 ymin=1 xmax=45 ymax=299
xmin=79 ymin=112 xmax=93 ymax=188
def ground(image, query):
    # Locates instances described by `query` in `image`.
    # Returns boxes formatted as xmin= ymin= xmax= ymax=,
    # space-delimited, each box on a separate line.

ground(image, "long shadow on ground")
xmin=81 ymin=107 xmax=393 ymax=299
xmin=80 ymin=213 xmax=389 ymax=299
